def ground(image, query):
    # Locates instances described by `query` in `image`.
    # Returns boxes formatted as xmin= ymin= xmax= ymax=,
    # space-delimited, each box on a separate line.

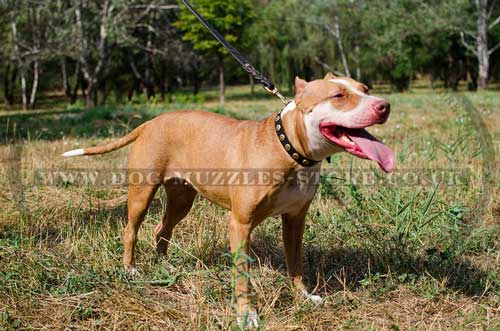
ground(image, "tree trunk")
xmin=128 ymin=76 xmax=141 ymax=101
xmin=476 ymin=0 xmax=489 ymax=89
xmin=99 ymin=80 xmax=109 ymax=105
xmin=145 ymin=82 xmax=155 ymax=100
xmin=218 ymin=57 xmax=225 ymax=105
xmin=193 ymin=76 xmax=201 ymax=95
xmin=145 ymin=28 xmax=155 ymax=100
xmin=332 ymin=16 xmax=350 ymax=77
xmin=448 ymin=36 xmax=464 ymax=92
xmin=86 ymin=82 xmax=97 ymax=108
xmin=20 ymin=69 xmax=27 ymax=110
xmin=3 ymin=65 xmax=16 ymax=106
xmin=129 ymin=56 xmax=155 ymax=100
xmin=29 ymin=60 xmax=39 ymax=109
xmin=62 ymin=59 xmax=81 ymax=104
xmin=354 ymin=45 xmax=361 ymax=81
xmin=192 ymin=65 xmax=201 ymax=95
xmin=3 ymin=67 xmax=11 ymax=106
xmin=71 ymin=63 xmax=81 ymax=104
xmin=250 ymin=75 xmax=255 ymax=95
xmin=11 ymin=21 xmax=27 ymax=109
xmin=75 ymin=1 xmax=109 ymax=108
xmin=159 ymin=81 xmax=166 ymax=102
xmin=61 ymin=58 xmax=70 ymax=99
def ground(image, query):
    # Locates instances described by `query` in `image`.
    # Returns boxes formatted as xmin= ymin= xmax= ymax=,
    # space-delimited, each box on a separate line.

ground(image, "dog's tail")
xmin=62 ymin=122 xmax=148 ymax=157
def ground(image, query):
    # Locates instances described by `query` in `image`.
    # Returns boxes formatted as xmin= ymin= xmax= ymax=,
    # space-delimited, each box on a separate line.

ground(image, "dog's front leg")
xmin=282 ymin=211 xmax=323 ymax=304
xmin=228 ymin=212 xmax=259 ymax=328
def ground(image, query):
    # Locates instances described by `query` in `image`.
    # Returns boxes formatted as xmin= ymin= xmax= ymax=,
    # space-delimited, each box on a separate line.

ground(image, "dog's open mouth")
xmin=319 ymin=123 xmax=395 ymax=172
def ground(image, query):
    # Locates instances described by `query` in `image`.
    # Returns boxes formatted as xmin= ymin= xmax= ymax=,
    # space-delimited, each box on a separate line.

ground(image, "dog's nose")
xmin=373 ymin=100 xmax=390 ymax=123
xmin=374 ymin=100 xmax=390 ymax=114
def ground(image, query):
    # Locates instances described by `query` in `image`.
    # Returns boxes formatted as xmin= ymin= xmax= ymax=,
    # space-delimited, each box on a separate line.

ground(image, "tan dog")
xmin=63 ymin=73 xmax=394 ymax=328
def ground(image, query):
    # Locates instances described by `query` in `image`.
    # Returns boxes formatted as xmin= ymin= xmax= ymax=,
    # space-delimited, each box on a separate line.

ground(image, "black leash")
xmin=180 ymin=0 xmax=288 ymax=105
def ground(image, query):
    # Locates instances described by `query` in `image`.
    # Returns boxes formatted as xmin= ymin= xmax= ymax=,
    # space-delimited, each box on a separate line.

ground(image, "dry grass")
xmin=0 ymin=86 xmax=499 ymax=330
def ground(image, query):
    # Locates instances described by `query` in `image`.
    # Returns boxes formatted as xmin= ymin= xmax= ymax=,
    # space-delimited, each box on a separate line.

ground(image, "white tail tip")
xmin=62 ymin=149 xmax=85 ymax=157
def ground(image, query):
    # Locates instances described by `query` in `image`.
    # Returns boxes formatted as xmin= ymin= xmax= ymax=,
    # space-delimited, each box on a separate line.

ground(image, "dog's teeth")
xmin=341 ymin=135 xmax=351 ymax=143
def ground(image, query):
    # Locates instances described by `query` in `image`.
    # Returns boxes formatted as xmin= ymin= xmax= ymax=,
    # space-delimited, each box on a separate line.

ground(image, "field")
xmin=0 ymin=85 xmax=499 ymax=330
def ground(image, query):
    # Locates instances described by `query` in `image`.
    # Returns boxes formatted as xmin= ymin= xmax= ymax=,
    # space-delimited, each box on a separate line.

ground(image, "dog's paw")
xmin=302 ymin=290 xmax=324 ymax=305
xmin=237 ymin=309 xmax=260 ymax=329
xmin=126 ymin=267 xmax=140 ymax=278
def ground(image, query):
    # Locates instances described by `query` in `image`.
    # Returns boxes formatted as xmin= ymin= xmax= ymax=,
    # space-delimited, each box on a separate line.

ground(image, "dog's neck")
xmin=280 ymin=101 xmax=341 ymax=162
xmin=280 ymin=102 xmax=317 ymax=162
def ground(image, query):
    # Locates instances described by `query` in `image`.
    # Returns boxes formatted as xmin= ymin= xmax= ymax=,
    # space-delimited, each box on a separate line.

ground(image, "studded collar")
xmin=274 ymin=109 xmax=321 ymax=167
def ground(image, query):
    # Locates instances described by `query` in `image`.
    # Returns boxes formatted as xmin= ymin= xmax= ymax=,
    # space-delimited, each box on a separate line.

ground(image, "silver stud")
xmin=279 ymin=134 xmax=285 ymax=141
xmin=292 ymin=153 xmax=299 ymax=160
xmin=285 ymin=144 xmax=291 ymax=151
xmin=302 ymin=160 xmax=310 ymax=166
xmin=275 ymin=116 xmax=280 ymax=122
xmin=276 ymin=124 xmax=281 ymax=131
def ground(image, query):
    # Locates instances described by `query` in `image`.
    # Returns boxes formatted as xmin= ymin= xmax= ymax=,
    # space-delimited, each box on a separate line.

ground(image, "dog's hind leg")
xmin=123 ymin=184 xmax=160 ymax=273
xmin=155 ymin=179 xmax=197 ymax=256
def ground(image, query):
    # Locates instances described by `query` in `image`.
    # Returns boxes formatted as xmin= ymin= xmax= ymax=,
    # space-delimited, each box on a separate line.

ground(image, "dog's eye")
xmin=332 ymin=93 xmax=344 ymax=99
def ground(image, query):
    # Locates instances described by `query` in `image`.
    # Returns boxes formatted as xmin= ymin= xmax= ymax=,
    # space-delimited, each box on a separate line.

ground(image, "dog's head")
xmin=294 ymin=72 xmax=395 ymax=172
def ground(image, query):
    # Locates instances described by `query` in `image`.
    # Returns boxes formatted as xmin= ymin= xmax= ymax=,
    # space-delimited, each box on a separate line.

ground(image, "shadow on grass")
xmin=251 ymin=233 xmax=495 ymax=297
xmin=2 ymin=189 xmax=494 ymax=299
xmin=0 ymin=103 xmax=253 ymax=145
xmin=0 ymin=94 xmax=68 ymax=114
xmin=0 ymin=194 xmax=166 ymax=250
xmin=0 ymin=106 xmax=155 ymax=144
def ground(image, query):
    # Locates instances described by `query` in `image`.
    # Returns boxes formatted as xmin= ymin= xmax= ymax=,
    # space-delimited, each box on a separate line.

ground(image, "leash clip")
xmin=264 ymin=86 xmax=290 ymax=105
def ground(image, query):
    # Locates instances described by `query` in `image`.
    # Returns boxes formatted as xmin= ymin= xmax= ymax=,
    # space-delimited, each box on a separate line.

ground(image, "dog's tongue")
xmin=348 ymin=129 xmax=395 ymax=172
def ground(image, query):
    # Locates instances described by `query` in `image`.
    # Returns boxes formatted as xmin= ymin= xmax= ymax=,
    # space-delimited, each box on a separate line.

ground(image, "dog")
xmin=63 ymin=72 xmax=394 ymax=328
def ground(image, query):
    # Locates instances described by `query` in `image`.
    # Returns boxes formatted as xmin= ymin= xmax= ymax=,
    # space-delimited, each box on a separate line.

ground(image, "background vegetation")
xmin=0 ymin=0 xmax=499 ymax=110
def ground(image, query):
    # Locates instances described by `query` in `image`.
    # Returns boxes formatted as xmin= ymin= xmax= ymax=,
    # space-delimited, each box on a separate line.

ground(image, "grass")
xmin=0 ymin=84 xmax=499 ymax=330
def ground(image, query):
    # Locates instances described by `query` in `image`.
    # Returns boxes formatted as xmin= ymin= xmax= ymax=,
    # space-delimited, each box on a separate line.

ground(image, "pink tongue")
xmin=348 ymin=129 xmax=395 ymax=172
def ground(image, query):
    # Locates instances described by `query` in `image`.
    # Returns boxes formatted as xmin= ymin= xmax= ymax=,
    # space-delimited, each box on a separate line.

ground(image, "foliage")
xmin=0 ymin=0 xmax=498 ymax=109
xmin=175 ymin=0 xmax=255 ymax=56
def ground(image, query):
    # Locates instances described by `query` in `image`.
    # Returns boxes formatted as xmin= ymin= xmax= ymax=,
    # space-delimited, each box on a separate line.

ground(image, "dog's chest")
xmin=268 ymin=171 xmax=318 ymax=216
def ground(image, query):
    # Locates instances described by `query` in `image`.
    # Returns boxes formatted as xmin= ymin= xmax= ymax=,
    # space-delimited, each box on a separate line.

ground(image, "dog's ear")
xmin=324 ymin=72 xmax=336 ymax=80
xmin=295 ymin=76 xmax=307 ymax=102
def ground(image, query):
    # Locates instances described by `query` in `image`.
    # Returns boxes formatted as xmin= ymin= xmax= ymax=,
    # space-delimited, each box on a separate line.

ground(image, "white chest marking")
xmin=269 ymin=169 xmax=319 ymax=216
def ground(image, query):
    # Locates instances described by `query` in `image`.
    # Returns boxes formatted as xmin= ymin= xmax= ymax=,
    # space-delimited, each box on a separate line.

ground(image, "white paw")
xmin=302 ymin=290 xmax=324 ymax=305
xmin=127 ymin=267 xmax=140 ymax=277
xmin=237 ymin=309 xmax=260 ymax=329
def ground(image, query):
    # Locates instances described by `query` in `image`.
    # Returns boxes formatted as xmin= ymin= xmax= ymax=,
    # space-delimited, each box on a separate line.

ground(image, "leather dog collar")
xmin=274 ymin=111 xmax=320 ymax=167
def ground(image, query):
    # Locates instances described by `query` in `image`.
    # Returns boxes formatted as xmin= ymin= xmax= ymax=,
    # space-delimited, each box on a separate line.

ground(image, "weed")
xmin=0 ymin=86 xmax=498 ymax=329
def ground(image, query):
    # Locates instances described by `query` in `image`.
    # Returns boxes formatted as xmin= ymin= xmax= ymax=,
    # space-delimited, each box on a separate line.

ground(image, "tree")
xmin=314 ymin=0 xmax=353 ymax=77
xmin=248 ymin=0 xmax=327 ymax=90
xmin=461 ymin=0 xmax=500 ymax=89
xmin=124 ymin=3 xmax=195 ymax=100
xmin=175 ymin=0 xmax=254 ymax=104
xmin=72 ymin=0 xmax=117 ymax=108
xmin=2 ymin=0 xmax=52 ymax=109
xmin=0 ymin=2 xmax=16 ymax=107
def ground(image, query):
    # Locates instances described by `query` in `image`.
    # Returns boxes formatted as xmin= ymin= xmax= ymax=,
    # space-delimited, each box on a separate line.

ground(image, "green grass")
xmin=0 ymin=85 xmax=499 ymax=330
